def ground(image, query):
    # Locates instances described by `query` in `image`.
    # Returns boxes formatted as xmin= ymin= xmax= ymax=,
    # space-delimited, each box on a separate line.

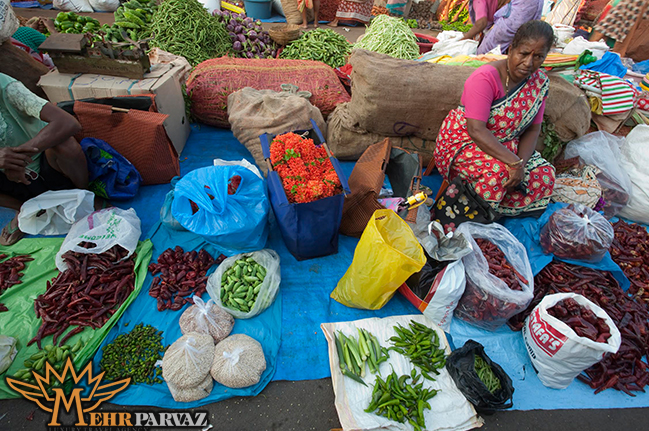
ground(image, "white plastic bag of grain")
xmin=522 ymin=292 xmax=621 ymax=389
xmin=88 ymin=0 xmax=119 ymax=11
xmin=0 ymin=0 xmax=19 ymax=44
xmin=162 ymin=333 xmax=214 ymax=390
xmin=210 ymin=334 xmax=266 ymax=388
xmin=179 ymin=296 xmax=234 ymax=343
xmin=167 ymin=374 xmax=214 ymax=402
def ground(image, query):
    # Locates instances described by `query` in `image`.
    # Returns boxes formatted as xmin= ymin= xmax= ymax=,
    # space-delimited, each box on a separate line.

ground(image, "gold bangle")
xmin=507 ymin=159 xmax=524 ymax=168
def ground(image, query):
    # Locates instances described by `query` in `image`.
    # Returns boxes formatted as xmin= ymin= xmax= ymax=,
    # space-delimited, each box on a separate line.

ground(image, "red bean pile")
xmin=148 ymin=246 xmax=224 ymax=311
xmin=547 ymin=298 xmax=611 ymax=343
xmin=32 ymin=245 xmax=136 ymax=348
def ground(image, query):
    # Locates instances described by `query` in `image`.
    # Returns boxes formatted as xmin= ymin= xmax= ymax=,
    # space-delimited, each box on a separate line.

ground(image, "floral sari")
xmin=433 ymin=69 xmax=555 ymax=216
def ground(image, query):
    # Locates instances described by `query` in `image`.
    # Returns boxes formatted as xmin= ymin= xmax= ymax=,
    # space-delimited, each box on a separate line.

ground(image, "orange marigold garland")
xmin=270 ymin=133 xmax=342 ymax=204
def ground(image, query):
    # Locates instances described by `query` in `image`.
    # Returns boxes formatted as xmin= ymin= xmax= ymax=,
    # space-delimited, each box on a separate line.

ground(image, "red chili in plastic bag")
xmin=547 ymin=298 xmax=611 ymax=343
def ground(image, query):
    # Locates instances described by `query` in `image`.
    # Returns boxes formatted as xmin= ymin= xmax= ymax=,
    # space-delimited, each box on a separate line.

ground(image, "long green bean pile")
xmin=279 ymin=28 xmax=352 ymax=68
xmin=150 ymin=0 xmax=232 ymax=66
xmin=474 ymin=354 xmax=502 ymax=393
xmin=354 ymin=14 xmax=419 ymax=60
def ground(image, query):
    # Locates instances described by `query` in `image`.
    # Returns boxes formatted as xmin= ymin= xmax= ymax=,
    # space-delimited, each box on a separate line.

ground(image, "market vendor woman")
xmin=0 ymin=72 xmax=88 ymax=245
xmin=434 ymin=20 xmax=555 ymax=217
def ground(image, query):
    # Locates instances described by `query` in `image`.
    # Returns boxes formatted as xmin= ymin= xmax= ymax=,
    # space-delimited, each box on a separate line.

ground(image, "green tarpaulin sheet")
xmin=0 ymin=238 xmax=153 ymax=399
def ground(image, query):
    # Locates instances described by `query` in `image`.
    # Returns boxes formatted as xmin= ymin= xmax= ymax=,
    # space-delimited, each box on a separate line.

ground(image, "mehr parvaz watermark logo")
xmin=6 ymin=357 xmax=210 ymax=430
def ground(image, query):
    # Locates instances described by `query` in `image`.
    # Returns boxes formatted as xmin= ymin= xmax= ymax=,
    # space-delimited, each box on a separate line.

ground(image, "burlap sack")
xmin=327 ymin=103 xmax=435 ymax=165
xmin=281 ymin=0 xmax=314 ymax=24
xmin=346 ymin=49 xmax=591 ymax=144
xmin=0 ymin=40 xmax=49 ymax=99
xmin=228 ymin=87 xmax=327 ymax=173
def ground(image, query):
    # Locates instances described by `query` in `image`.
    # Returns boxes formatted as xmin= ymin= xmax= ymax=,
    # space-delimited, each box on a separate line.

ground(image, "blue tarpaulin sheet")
xmin=1 ymin=125 xmax=647 ymax=410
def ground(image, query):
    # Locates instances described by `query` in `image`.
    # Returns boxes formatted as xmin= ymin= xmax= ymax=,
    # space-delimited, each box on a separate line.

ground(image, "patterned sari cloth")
xmin=433 ymin=70 xmax=555 ymax=216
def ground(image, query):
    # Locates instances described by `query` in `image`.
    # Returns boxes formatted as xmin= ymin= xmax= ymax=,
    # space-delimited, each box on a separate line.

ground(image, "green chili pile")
xmin=100 ymin=323 xmax=167 ymax=385
xmin=474 ymin=355 xmax=502 ymax=393
xmin=354 ymin=15 xmax=419 ymax=60
xmin=150 ymin=0 xmax=232 ymax=66
xmin=365 ymin=368 xmax=438 ymax=431
xmin=279 ymin=28 xmax=352 ymax=68
xmin=389 ymin=320 xmax=447 ymax=380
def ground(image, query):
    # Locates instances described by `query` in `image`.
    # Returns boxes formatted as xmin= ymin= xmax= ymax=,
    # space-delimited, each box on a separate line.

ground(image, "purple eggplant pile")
xmin=213 ymin=9 xmax=278 ymax=59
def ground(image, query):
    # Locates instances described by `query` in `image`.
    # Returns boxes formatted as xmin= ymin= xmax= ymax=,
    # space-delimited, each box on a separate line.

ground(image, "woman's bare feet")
xmin=300 ymin=22 xmax=308 ymax=29
xmin=327 ymin=19 xmax=338 ymax=27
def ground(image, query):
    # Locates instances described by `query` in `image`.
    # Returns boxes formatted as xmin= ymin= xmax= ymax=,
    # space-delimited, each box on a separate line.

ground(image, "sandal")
xmin=0 ymin=217 xmax=25 ymax=246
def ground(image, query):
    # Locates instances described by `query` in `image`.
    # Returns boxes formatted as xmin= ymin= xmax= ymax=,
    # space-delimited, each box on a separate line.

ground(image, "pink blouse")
xmin=461 ymin=64 xmax=546 ymax=125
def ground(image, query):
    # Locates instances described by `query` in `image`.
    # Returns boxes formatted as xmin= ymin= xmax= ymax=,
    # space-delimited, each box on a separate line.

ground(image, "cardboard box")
xmin=38 ymin=61 xmax=190 ymax=155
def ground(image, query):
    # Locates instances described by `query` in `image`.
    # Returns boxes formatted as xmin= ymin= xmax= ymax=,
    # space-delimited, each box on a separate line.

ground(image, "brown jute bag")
xmin=73 ymin=99 xmax=179 ymax=185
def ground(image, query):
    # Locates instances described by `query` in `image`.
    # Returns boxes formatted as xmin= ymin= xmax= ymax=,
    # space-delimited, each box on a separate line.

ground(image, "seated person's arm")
xmin=19 ymin=103 xmax=82 ymax=155
xmin=466 ymin=118 xmax=519 ymax=165
xmin=463 ymin=17 xmax=488 ymax=40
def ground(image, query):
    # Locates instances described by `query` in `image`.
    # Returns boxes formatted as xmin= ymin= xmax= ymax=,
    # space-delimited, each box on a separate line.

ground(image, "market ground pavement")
xmin=1 ymin=378 xmax=648 ymax=430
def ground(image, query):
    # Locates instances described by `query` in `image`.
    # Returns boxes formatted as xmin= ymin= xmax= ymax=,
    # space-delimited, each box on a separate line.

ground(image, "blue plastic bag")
xmin=260 ymin=120 xmax=351 ymax=261
xmin=80 ymin=138 xmax=142 ymax=200
xmin=171 ymin=164 xmax=269 ymax=255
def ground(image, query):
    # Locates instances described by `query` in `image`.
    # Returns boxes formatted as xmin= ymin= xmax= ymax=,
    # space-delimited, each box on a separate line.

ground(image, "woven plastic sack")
xmin=331 ymin=209 xmax=426 ymax=310
xmin=454 ymin=222 xmax=534 ymax=331
xmin=55 ymin=207 xmax=141 ymax=271
xmin=186 ymin=57 xmax=350 ymax=128
xmin=206 ymin=249 xmax=281 ymax=319
xmin=171 ymin=165 xmax=270 ymax=255
xmin=564 ymin=131 xmax=632 ymax=218
xmin=88 ymin=0 xmax=119 ymax=11
xmin=540 ymin=203 xmax=614 ymax=263
xmin=210 ymin=334 xmax=267 ymax=389
xmin=73 ymin=100 xmax=179 ymax=185
xmin=179 ymin=296 xmax=234 ymax=343
xmin=53 ymin=0 xmax=93 ymax=12
xmin=523 ymin=293 xmax=621 ymax=389
xmin=162 ymin=332 xmax=215 ymax=389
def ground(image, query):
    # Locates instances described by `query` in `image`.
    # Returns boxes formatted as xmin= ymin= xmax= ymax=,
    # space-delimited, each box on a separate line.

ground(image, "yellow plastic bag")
xmin=331 ymin=209 xmax=426 ymax=310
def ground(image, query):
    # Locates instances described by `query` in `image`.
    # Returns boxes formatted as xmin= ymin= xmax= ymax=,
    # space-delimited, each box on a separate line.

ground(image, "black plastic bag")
xmin=446 ymin=339 xmax=514 ymax=413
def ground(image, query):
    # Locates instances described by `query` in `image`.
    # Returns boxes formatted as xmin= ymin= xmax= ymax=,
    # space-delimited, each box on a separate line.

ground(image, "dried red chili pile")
xmin=149 ymin=246 xmax=224 ymax=311
xmin=475 ymin=239 xmax=527 ymax=291
xmin=547 ymin=297 xmax=611 ymax=343
xmin=534 ymin=261 xmax=649 ymax=395
xmin=610 ymin=219 xmax=649 ymax=310
xmin=31 ymin=245 xmax=136 ymax=348
xmin=0 ymin=253 xmax=33 ymax=313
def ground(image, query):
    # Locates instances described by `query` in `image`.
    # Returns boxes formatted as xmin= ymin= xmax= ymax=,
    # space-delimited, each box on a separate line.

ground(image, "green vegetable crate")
xmin=39 ymin=33 xmax=151 ymax=79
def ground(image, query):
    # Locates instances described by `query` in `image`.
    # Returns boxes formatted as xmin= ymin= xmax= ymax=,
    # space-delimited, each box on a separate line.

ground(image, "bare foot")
xmin=300 ymin=23 xmax=308 ymax=29
xmin=327 ymin=20 xmax=338 ymax=27
xmin=0 ymin=215 xmax=24 ymax=246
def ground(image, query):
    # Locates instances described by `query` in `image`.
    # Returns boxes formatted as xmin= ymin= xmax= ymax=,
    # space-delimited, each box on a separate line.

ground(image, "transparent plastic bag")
xmin=206 ymin=249 xmax=281 ymax=319
xmin=454 ymin=222 xmax=534 ymax=331
xmin=160 ymin=177 xmax=186 ymax=231
xmin=564 ymin=132 xmax=632 ymax=218
xmin=210 ymin=334 xmax=267 ymax=389
xmin=162 ymin=333 xmax=215 ymax=389
xmin=179 ymin=296 xmax=234 ymax=343
xmin=540 ymin=204 xmax=614 ymax=263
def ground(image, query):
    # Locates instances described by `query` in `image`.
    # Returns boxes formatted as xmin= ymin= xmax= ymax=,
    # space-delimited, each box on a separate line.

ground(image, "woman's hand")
xmin=0 ymin=147 xmax=33 ymax=171
xmin=504 ymin=164 xmax=525 ymax=191
xmin=4 ymin=167 xmax=30 ymax=185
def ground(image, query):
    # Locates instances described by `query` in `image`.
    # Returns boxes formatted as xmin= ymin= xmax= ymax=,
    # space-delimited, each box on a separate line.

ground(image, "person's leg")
xmin=327 ymin=19 xmax=339 ymax=27
xmin=43 ymin=136 xmax=88 ymax=189
xmin=301 ymin=8 xmax=308 ymax=28
xmin=0 ymin=193 xmax=25 ymax=247
xmin=314 ymin=0 xmax=320 ymax=27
